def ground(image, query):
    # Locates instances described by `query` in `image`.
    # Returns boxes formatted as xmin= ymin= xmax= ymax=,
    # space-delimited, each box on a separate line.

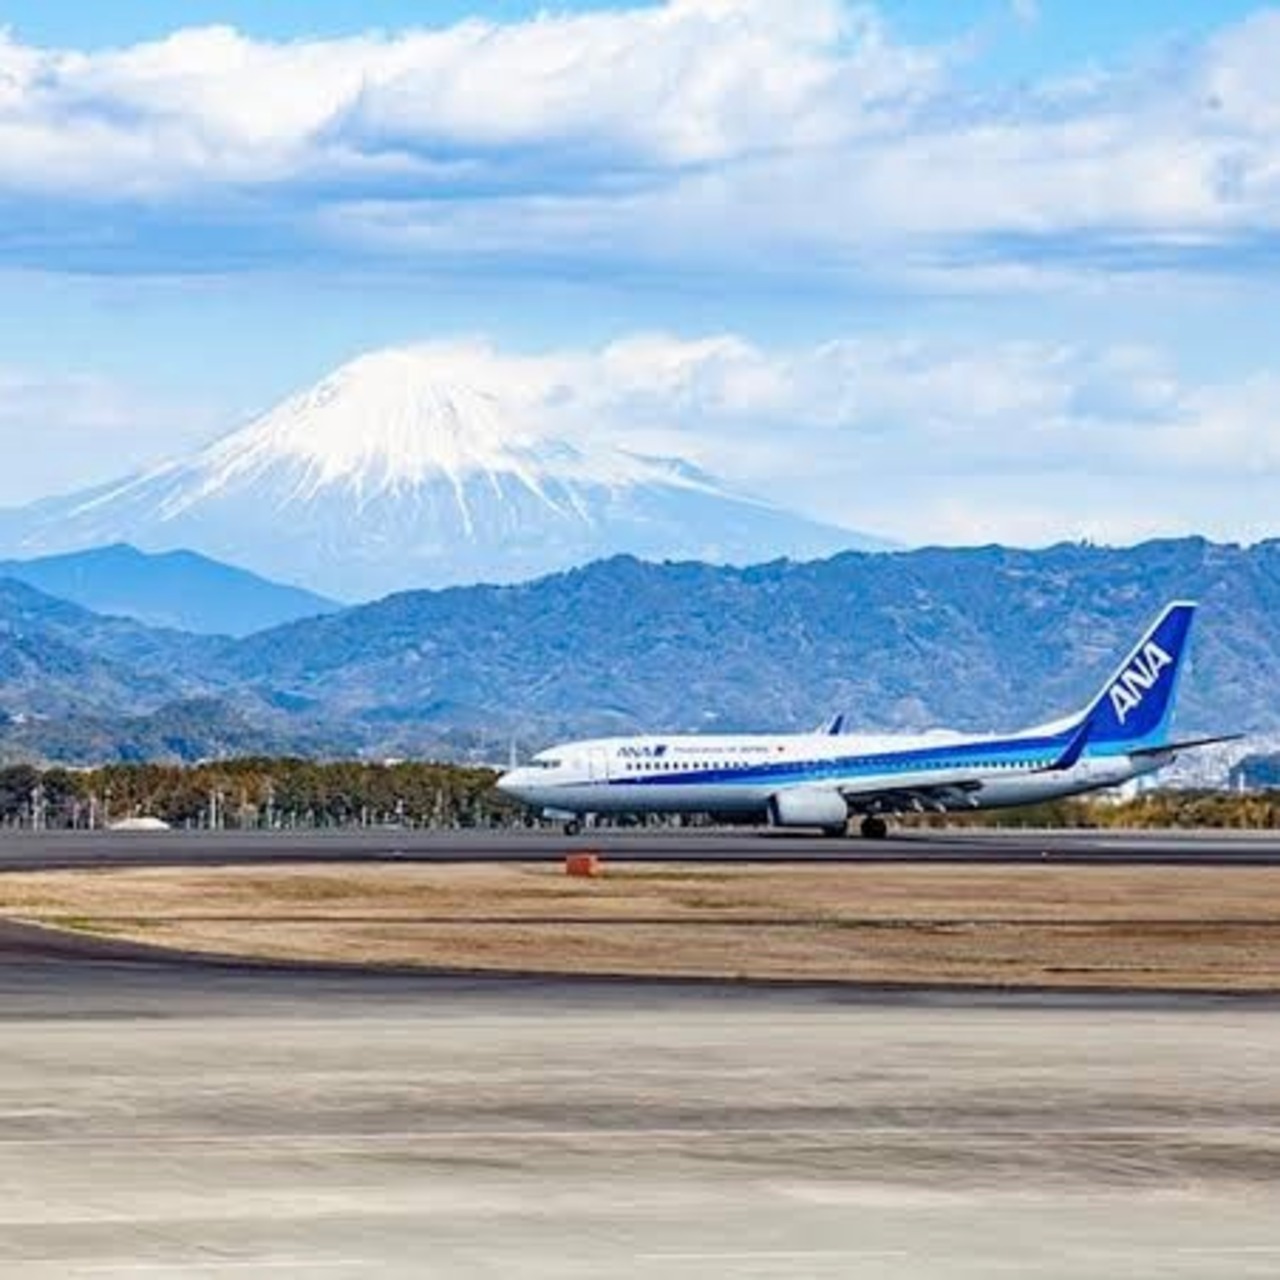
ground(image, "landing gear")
xmin=564 ymin=819 xmax=583 ymax=837
xmin=860 ymin=815 xmax=889 ymax=840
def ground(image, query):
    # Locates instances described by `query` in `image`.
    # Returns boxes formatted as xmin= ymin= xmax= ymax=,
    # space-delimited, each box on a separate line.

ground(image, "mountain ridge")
xmin=1 ymin=537 xmax=1277 ymax=764
xmin=222 ymin=536 xmax=1280 ymax=746
xmin=0 ymin=346 xmax=886 ymax=598
xmin=0 ymin=543 xmax=337 ymax=636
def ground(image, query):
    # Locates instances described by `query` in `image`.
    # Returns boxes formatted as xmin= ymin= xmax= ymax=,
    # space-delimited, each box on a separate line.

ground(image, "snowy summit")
xmin=179 ymin=346 xmax=726 ymax=520
xmin=0 ymin=346 xmax=880 ymax=599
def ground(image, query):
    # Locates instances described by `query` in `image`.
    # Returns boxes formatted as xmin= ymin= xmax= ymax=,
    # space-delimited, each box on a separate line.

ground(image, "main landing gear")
xmin=860 ymin=815 xmax=889 ymax=840
xmin=564 ymin=819 xmax=583 ymax=837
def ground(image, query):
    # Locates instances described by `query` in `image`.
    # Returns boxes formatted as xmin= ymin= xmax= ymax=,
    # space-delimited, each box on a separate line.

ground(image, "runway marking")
xmin=639 ymin=1246 xmax=1280 ymax=1264
xmin=0 ymin=1124 xmax=1276 ymax=1148
xmin=1171 ymin=1247 xmax=1280 ymax=1255
xmin=643 ymin=1250 xmax=911 ymax=1260
xmin=68 ymin=1262 xmax=370 ymax=1274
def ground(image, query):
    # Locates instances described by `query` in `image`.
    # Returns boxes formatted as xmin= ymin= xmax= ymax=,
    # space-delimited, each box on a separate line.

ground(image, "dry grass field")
xmin=3 ymin=861 xmax=1280 ymax=990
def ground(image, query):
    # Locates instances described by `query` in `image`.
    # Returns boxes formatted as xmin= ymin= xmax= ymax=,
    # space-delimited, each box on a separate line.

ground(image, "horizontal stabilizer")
xmin=1128 ymin=733 xmax=1244 ymax=759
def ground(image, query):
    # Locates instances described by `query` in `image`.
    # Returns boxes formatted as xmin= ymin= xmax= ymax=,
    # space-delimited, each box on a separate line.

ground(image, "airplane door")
xmin=587 ymin=748 xmax=611 ymax=782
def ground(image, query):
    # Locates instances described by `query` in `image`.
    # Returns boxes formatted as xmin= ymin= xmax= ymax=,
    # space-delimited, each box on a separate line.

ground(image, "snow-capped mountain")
xmin=0 ymin=347 xmax=884 ymax=599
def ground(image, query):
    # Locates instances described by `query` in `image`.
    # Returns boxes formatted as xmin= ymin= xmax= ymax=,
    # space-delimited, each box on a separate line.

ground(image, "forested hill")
xmin=2 ymin=536 xmax=1278 ymax=762
xmin=229 ymin=537 xmax=1280 ymax=744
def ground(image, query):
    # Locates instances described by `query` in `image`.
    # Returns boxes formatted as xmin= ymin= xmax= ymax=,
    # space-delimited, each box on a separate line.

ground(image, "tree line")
xmin=1 ymin=758 xmax=1276 ymax=831
xmin=925 ymin=790 xmax=1280 ymax=831
xmin=0 ymin=759 xmax=520 ymax=831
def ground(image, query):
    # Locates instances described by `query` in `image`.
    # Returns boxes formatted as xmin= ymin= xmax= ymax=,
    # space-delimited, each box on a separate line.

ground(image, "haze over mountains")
xmin=0 ymin=346 xmax=882 ymax=599
xmin=0 ymin=544 xmax=335 ymax=636
xmin=0 ymin=537 xmax=1276 ymax=765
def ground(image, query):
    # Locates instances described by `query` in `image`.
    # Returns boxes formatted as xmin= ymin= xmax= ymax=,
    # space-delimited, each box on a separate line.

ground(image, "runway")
xmin=2 ymin=935 xmax=1280 ymax=1278
xmin=3 ymin=828 xmax=1280 ymax=1276
xmin=2 ymin=824 xmax=1280 ymax=872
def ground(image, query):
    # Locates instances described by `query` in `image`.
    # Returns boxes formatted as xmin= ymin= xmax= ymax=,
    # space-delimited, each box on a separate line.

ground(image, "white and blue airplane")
xmin=497 ymin=601 xmax=1235 ymax=837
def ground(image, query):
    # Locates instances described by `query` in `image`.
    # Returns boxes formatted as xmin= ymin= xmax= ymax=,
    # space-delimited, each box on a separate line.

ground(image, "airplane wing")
xmin=838 ymin=778 xmax=984 ymax=815
xmin=836 ymin=729 xmax=1244 ymax=816
xmin=834 ymin=717 xmax=1090 ymax=814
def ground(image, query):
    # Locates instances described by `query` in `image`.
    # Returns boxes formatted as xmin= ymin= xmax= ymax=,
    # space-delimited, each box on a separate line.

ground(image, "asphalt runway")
xmin=2 ymin=928 xmax=1280 ymax=1279
xmin=2 ymin=825 xmax=1280 ymax=872
xmin=3 ymin=829 xmax=1280 ymax=1277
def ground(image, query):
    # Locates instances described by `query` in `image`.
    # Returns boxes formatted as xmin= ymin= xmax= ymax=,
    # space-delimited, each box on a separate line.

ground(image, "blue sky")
xmin=2 ymin=1 xmax=1279 ymax=546
xmin=3 ymin=1 xmax=1266 ymax=60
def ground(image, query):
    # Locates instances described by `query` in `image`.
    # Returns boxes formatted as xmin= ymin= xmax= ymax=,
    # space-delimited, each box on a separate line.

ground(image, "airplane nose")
xmin=495 ymin=769 xmax=524 ymax=797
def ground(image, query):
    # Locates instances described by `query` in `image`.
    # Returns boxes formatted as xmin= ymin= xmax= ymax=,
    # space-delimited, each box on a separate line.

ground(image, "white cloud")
xmin=1 ymin=3 xmax=1277 ymax=278
xmin=1010 ymin=0 xmax=1040 ymax=27
xmin=4 ymin=329 xmax=1278 ymax=544
xmin=0 ymin=3 xmax=941 ymax=195
xmin=247 ymin=331 xmax=1278 ymax=548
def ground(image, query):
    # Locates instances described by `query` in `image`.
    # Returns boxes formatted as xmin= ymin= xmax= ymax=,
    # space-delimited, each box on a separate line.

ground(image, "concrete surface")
xmin=1 ymin=942 xmax=1279 ymax=1278
xmin=3 ymin=825 xmax=1280 ymax=872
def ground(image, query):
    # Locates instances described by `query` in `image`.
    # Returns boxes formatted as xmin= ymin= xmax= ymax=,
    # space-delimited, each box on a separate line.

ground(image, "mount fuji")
xmin=0 ymin=347 xmax=885 ymax=599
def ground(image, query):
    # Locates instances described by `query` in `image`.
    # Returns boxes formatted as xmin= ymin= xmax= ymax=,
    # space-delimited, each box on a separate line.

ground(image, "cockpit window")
xmin=531 ymin=758 xmax=563 ymax=769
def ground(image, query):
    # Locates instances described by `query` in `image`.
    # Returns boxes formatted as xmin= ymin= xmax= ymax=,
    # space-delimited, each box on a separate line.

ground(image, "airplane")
xmin=496 ymin=601 xmax=1238 ymax=838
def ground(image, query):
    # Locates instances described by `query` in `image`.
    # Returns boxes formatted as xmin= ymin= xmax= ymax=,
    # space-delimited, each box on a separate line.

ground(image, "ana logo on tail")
xmin=1108 ymin=640 xmax=1173 ymax=725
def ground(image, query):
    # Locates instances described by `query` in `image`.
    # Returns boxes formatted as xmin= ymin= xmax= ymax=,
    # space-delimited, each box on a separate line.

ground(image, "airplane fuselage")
xmin=496 ymin=601 xmax=1203 ymax=834
xmin=499 ymin=728 xmax=1163 ymax=821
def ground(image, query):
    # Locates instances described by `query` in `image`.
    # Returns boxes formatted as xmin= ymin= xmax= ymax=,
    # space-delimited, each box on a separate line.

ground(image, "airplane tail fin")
xmin=1076 ymin=601 xmax=1197 ymax=750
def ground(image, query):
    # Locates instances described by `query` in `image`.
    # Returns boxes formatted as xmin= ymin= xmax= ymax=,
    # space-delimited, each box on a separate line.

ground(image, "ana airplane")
xmin=496 ymin=601 xmax=1236 ymax=837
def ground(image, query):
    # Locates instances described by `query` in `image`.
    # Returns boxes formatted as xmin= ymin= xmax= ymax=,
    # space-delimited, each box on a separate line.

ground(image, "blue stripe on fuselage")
xmin=605 ymin=727 xmax=1144 ymax=790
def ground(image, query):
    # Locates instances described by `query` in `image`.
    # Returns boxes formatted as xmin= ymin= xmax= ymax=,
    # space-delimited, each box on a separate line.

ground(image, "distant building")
xmin=107 ymin=816 xmax=171 ymax=832
xmin=1231 ymin=753 xmax=1280 ymax=792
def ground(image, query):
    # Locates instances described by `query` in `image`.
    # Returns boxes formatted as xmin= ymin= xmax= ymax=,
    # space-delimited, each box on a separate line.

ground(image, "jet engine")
xmin=768 ymin=789 xmax=849 ymax=835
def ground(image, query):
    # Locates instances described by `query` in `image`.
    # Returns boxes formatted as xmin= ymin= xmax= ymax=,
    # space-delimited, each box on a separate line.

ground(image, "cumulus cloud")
xmin=252 ymin=331 xmax=1278 ymax=548
xmin=2 ymin=328 xmax=1277 ymax=543
xmin=0 ymin=2 xmax=938 ymax=194
xmin=0 ymin=2 xmax=1277 ymax=278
